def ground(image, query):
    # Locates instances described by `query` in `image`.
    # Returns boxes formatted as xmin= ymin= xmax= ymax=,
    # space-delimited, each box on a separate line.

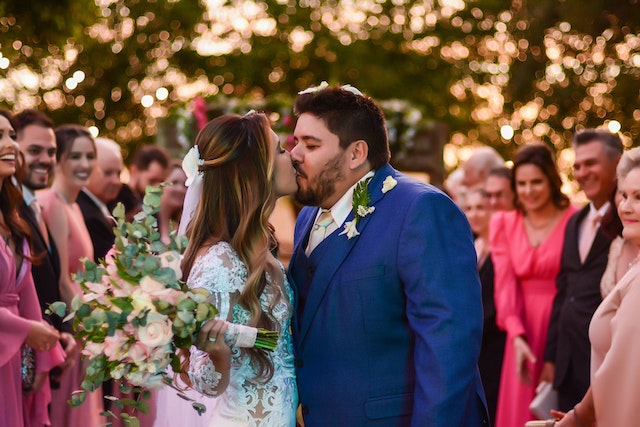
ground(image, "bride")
xmin=176 ymin=112 xmax=298 ymax=427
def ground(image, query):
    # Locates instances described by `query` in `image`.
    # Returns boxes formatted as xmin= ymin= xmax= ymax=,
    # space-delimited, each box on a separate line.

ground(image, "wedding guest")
xmin=490 ymin=143 xmax=576 ymax=427
xmin=461 ymin=188 xmax=506 ymax=425
xmin=444 ymin=167 xmax=466 ymax=205
xmin=14 ymin=109 xmax=78 ymax=385
xmin=0 ymin=109 xmax=64 ymax=427
xmin=542 ymin=129 xmax=622 ymax=412
xmin=554 ymin=146 xmax=640 ymax=426
xmin=288 ymin=83 xmax=488 ymax=426
xmin=599 ymin=190 xmax=638 ymax=298
xmin=485 ymin=166 xmax=515 ymax=212
xmin=158 ymin=161 xmax=187 ymax=244
xmin=109 ymin=145 xmax=169 ymax=222
xmin=78 ymin=137 xmax=123 ymax=261
xmin=176 ymin=112 xmax=299 ymax=426
xmin=462 ymin=145 xmax=505 ymax=189
xmin=38 ymin=124 xmax=105 ymax=427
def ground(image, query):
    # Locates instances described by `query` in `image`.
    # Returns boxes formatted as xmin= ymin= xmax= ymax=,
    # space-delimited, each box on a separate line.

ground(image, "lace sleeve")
xmin=186 ymin=242 xmax=247 ymax=396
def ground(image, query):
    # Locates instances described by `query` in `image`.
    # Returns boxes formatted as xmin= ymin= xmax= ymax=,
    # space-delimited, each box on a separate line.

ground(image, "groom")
xmin=288 ymin=84 xmax=489 ymax=426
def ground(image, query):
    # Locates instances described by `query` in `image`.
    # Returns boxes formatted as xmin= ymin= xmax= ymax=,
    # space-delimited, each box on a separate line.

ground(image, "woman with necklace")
xmin=490 ymin=143 xmax=576 ymax=427
xmin=461 ymin=188 xmax=506 ymax=424
xmin=37 ymin=124 xmax=105 ymax=427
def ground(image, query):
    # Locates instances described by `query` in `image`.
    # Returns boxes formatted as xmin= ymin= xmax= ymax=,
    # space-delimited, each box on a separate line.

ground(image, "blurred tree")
xmin=0 ymin=0 xmax=638 ymax=175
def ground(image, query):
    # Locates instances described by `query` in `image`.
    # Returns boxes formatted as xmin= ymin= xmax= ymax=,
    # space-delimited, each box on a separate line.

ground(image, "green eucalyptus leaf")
xmin=69 ymin=391 xmax=87 ymax=407
xmin=48 ymin=301 xmax=67 ymax=317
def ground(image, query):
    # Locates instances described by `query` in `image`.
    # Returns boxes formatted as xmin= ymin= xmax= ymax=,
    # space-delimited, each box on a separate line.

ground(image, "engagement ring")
xmin=208 ymin=336 xmax=217 ymax=343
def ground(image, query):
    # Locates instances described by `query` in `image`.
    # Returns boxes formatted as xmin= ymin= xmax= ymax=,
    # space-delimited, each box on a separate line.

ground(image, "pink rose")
xmin=82 ymin=341 xmax=105 ymax=358
xmin=103 ymin=329 xmax=131 ymax=362
xmin=125 ymin=341 xmax=149 ymax=364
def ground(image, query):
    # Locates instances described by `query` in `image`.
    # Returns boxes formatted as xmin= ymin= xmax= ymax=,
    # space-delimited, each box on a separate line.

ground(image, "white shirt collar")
xmin=82 ymin=188 xmax=112 ymax=219
xmin=590 ymin=201 xmax=611 ymax=219
xmin=315 ymin=170 xmax=375 ymax=227
xmin=21 ymin=185 xmax=37 ymax=206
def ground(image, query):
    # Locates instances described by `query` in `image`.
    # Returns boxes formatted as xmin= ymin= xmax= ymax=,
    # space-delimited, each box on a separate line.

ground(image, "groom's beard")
xmin=295 ymin=153 xmax=345 ymax=207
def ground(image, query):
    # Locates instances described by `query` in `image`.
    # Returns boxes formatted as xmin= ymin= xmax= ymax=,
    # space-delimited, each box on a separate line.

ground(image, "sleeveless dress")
xmin=38 ymin=190 xmax=105 ymax=427
xmin=186 ymin=241 xmax=297 ymax=427
xmin=490 ymin=207 xmax=575 ymax=427
xmin=0 ymin=239 xmax=65 ymax=427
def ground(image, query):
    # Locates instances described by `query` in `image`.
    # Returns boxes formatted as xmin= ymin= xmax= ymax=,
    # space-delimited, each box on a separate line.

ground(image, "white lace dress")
xmin=187 ymin=242 xmax=297 ymax=427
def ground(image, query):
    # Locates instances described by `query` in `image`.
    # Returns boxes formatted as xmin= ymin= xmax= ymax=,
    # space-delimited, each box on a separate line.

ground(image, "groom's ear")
xmin=347 ymin=139 xmax=369 ymax=170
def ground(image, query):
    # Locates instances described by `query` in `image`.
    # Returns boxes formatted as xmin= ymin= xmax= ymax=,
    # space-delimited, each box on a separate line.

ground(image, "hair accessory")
xmin=182 ymin=146 xmax=204 ymax=187
xmin=298 ymin=81 xmax=329 ymax=95
xmin=298 ymin=81 xmax=364 ymax=96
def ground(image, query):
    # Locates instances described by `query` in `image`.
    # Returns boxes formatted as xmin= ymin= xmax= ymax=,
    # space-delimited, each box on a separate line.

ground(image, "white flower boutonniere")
xmin=339 ymin=175 xmax=396 ymax=240
xmin=382 ymin=176 xmax=398 ymax=193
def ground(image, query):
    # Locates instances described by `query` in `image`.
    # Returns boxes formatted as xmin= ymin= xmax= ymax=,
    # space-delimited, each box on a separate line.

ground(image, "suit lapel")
xmin=297 ymin=165 xmax=396 ymax=346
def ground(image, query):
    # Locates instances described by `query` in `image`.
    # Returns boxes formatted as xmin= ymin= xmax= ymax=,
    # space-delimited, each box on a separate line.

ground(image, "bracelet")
xmin=572 ymin=408 xmax=585 ymax=427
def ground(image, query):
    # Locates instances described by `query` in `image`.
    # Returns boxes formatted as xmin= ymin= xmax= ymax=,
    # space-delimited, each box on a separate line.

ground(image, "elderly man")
xmin=462 ymin=146 xmax=505 ymax=189
xmin=77 ymin=137 xmax=124 ymax=261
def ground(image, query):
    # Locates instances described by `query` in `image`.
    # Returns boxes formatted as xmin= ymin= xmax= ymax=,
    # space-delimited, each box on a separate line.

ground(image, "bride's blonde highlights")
xmin=179 ymin=112 xmax=280 ymax=386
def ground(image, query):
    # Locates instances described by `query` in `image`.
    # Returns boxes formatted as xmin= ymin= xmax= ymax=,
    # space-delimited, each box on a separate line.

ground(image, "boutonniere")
xmin=339 ymin=175 xmax=397 ymax=240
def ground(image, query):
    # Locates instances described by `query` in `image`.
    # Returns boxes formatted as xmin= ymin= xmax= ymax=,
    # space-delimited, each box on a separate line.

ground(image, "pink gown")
xmin=490 ymin=207 xmax=575 ymax=427
xmin=0 ymin=239 xmax=65 ymax=427
xmin=38 ymin=190 xmax=105 ymax=427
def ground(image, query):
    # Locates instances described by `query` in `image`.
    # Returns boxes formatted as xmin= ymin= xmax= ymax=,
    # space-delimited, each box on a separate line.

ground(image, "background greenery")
xmin=1 ymin=0 xmax=639 ymax=178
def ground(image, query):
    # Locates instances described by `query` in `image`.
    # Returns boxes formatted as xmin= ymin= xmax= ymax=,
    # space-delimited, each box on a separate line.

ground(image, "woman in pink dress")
xmin=38 ymin=124 xmax=105 ymax=427
xmin=490 ymin=143 xmax=576 ymax=427
xmin=0 ymin=110 xmax=64 ymax=427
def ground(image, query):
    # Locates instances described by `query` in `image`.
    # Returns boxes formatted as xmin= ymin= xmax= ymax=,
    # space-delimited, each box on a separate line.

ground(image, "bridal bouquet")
xmin=48 ymin=186 xmax=277 ymax=418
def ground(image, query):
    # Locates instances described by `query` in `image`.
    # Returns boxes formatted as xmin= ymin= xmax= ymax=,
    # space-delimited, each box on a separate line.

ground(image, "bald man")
xmin=462 ymin=146 xmax=505 ymax=189
xmin=77 ymin=137 xmax=124 ymax=261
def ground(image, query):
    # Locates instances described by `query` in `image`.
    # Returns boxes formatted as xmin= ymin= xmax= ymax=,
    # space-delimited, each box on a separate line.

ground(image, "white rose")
xmin=339 ymin=219 xmax=360 ymax=240
xmin=130 ymin=288 xmax=155 ymax=311
xmin=381 ymin=176 xmax=397 ymax=193
xmin=138 ymin=312 xmax=173 ymax=348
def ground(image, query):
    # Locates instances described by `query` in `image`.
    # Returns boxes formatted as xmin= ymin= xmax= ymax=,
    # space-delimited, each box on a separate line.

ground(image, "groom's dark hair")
xmin=294 ymin=85 xmax=391 ymax=169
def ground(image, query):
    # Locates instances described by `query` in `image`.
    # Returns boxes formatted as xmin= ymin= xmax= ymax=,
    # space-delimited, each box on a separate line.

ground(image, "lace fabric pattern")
xmin=187 ymin=242 xmax=297 ymax=427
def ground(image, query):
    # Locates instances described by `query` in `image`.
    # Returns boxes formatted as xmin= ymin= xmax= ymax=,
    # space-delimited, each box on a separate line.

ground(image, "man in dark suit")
xmin=543 ymin=129 xmax=623 ymax=411
xmin=14 ymin=109 xmax=77 ymax=380
xmin=288 ymin=84 xmax=488 ymax=426
xmin=77 ymin=137 xmax=123 ymax=261
xmin=108 ymin=144 xmax=169 ymax=222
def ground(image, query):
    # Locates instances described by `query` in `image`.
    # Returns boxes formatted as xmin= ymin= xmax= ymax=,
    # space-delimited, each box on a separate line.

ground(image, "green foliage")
xmin=1 ymin=0 xmax=639 ymax=167
xmin=57 ymin=185 xmax=218 ymax=423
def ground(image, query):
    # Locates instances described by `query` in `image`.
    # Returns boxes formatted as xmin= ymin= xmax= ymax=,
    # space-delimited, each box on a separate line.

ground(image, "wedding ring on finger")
xmin=208 ymin=336 xmax=217 ymax=343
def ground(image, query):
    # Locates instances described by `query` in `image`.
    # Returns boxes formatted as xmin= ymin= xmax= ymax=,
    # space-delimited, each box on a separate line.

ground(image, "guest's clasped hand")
xmin=25 ymin=320 xmax=59 ymax=352
xmin=514 ymin=335 xmax=537 ymax=384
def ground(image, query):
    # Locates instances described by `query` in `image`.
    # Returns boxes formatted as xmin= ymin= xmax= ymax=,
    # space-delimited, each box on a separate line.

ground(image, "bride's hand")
xmin=197 ymin=319 xmax=231 ymax=366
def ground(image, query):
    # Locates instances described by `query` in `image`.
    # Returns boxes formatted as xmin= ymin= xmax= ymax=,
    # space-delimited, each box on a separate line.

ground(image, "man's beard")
xmin=295 ymin=154 xmax=344 ymax=206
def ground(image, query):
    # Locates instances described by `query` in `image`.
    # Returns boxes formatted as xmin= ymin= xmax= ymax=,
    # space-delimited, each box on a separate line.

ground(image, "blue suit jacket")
xmin=289 ymin=164 xmax=489 ymax=427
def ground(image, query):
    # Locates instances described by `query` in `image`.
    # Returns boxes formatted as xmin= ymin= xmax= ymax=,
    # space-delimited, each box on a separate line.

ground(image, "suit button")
xmin=302 ymin=405 xmax=310 ymax=415
xmin=296 ymin=360 xmax=304 ymax=368
xmin=569 ymin=296 xmax=575 ymax=303
xmin=307 ymin=266 xmax=315 ymax=274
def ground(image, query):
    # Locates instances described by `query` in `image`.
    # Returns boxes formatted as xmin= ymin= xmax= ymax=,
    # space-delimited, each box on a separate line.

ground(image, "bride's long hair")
xmin=179 ymin=112 xmax=279 ymax=384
